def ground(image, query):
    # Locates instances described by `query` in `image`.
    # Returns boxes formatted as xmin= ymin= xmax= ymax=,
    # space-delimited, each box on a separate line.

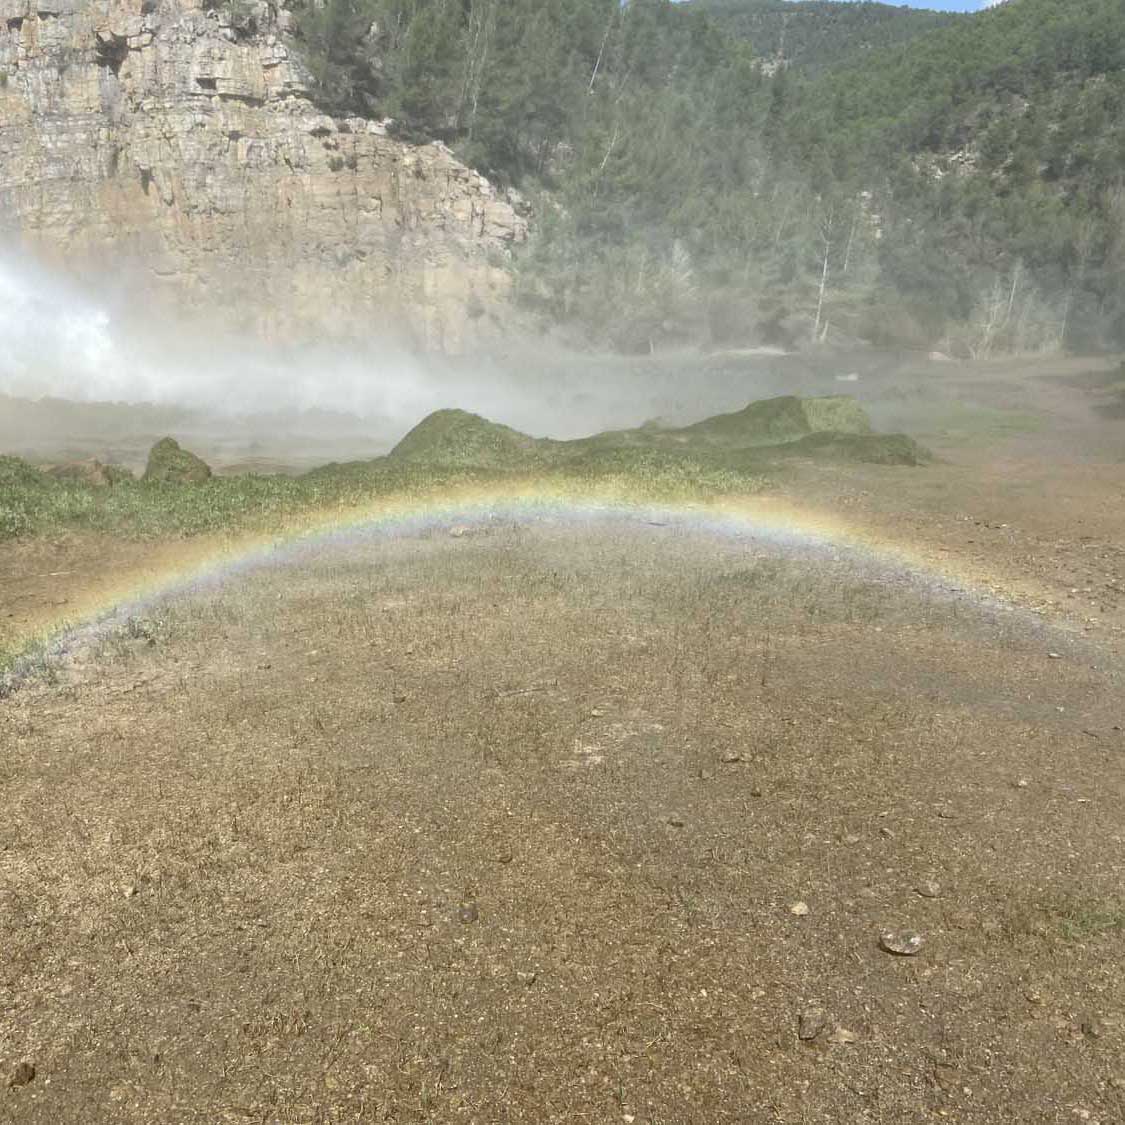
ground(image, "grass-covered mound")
xmin=389 ymin=409 xmax=543 ymax=468
xmin=0 ymin=396 xmax=927 ymax=541
xmin=772 ymin=432 xmax=932 ymax=466
xmin=389 ymin=395 xmax=889 ymax=468
xmin=679 ymin=394 xmax=872 ymax=445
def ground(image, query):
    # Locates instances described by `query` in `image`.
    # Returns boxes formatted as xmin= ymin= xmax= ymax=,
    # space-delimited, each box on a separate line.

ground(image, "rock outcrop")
xmin=143 ymin=436 xmax=210 ymax=482
xmin=0 ymin=0 xmax=528 ymax=350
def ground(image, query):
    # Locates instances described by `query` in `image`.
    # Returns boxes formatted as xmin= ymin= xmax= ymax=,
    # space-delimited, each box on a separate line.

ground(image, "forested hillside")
xmin=289 ymin=0 xmax=1125 ymax=356
xmin=690 ymin=0 xmax=959 ymax=73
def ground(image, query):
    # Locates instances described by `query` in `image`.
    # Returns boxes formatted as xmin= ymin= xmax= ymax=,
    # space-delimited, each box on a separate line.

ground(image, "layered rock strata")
xmin=0 ymin=0 xmax=528 ymax=349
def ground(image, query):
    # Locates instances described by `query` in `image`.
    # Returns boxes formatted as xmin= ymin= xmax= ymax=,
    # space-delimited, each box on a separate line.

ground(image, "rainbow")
xmin=1 ymin=477 xmax=1042 ymax=692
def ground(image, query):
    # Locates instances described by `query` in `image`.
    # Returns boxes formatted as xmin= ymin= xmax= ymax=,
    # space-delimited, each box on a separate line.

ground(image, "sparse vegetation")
xmin=0 ymin=397 xmax=927 ymax=542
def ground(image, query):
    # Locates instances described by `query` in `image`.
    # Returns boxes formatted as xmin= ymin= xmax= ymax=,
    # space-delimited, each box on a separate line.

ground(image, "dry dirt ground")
xmin=1 ymin=357 xmax=1124 ymax=1123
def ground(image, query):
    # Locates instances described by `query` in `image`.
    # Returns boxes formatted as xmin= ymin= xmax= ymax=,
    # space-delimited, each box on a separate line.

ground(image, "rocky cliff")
xmin=0 ymin=0 xmax=528 ymax=350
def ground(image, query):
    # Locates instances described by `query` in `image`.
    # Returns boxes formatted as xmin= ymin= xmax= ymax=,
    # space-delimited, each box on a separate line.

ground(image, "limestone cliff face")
xmin=0 ymin=0 xmax=528 ymax=350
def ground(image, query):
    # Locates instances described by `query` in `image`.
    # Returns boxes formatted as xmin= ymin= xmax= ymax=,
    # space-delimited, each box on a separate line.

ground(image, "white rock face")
xmin=0 ymin=0 xmax=529 ymax=351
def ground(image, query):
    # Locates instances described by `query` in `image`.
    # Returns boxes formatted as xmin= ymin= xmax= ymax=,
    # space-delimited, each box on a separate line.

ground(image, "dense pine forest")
xmin=290 ymin=0 xmax=1125 ymax=356
xmin=695 ymin=0 xmax=960 ymax=73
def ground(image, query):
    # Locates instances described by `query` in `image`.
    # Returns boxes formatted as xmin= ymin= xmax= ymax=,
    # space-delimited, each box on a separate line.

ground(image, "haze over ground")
xmin=0 ymin=252 xmax=821 ymax=467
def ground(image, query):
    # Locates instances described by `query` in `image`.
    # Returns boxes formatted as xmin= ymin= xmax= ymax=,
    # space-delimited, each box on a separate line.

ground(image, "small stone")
xmin=790 ymin=901 xmax=810 ymax=916
xmin=915 ymin=880 xmax=941 ymax=899
xmin=828 ymin=1026 xmax=859 ymax=1045
xmin=458 ymin=902 xmax=479 ymax=924
xmin=749 ymin=786 xmax=763 ymax=798
xmin=879 ymin=826 xmax=895 ymax=839
xmin=495 ymin=848 xmax=514 ymax=864
xmin=879 ymin=929 xmax=924 ymax=956
xmin=449 ymin=525 xmax=470 ymax=538
xmin=517 ymin=970 xmax=537 ymax=986
xmin=667 ymin=813 xmax=686 ymax=828
xmin=393 ymin=691 xmax=408 ymax=704
xmin=843 ymin=834 xmax=862 ymax=845
xmin=699 ymin=769 xmax=714 ymax=781
xmin=123 ymin=882 xmax=138 ymax=898
xmin=1048 ymin=652 xmax=1062 ymax=659
xmin=1081 ymin=1019 xmax=1107 ymax=1040
xmin=798 ymin=1007 xmax=826 ymax=1041
xmin=8 ymin=1062 xmax=35 ymax=1088
xmin=1015 ymin=778 xmax=1030 ymax=789
xmin=720 ymin=750 xmax=742 ymax=764
xmin=981 ymin=919 xmax=1003 ymax=937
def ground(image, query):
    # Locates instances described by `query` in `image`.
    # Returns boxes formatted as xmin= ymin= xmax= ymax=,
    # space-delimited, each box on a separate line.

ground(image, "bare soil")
xmin=2 ymin=356 xmax=1124 ymax=1123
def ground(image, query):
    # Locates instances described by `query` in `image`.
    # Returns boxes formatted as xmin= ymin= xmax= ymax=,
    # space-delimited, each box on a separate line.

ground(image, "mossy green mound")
xmin=0 ymin=394 xmax=926 ymax=543
xmin=775 ymin=431 xmax=932 ymax=466
xmin=681 ymin=395 xmax=871 ymax=446
xmin=143 ymin=438 xmax=212 ymax=484
xmin=389 ymin=409 xmax=543 ymax=468
xmin=389 ymin=396 xmax=879 ymax=470
xmin=801 ymin=396 xmax=873 ymax=437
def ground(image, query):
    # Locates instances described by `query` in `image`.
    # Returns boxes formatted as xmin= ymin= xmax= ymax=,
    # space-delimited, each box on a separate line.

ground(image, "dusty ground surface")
xmin=1 ymin=355 xmax=1124 ymax=1122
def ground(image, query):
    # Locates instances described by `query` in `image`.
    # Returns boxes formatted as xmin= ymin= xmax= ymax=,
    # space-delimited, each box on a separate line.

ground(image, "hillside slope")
xmin=777 ymin=0 xmax=1125 ymax=349
xmin=690 ymin=0 xmax=959 ymax=72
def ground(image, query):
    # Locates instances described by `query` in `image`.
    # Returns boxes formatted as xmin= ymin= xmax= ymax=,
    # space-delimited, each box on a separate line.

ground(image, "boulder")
xmin=143 ymin=438 xmax=212 ymax=483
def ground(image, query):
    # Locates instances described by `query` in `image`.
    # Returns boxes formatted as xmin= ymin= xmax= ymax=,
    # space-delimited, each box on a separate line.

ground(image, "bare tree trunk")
xmin=842 ymin=206 xmax=859 ymax=276
xmin=773 ymin=197 xmax=793 ymax=248
xmin=974 ymin=281 xmax=1005 ymax=359
xmin=1005 ymin=260 xmax=1022 ymax=325
xmin=813 ymin=210 xmax=833 ymax=344
xmin=598 ymin=121 xmax=620 ymax=175
xmin=462 ymin=0 xmax=495 ymax=143
xmin=588 ymin=7 xmax=616 ymax=94
xmin=813 ymin=246 xmax=829 ymax=343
